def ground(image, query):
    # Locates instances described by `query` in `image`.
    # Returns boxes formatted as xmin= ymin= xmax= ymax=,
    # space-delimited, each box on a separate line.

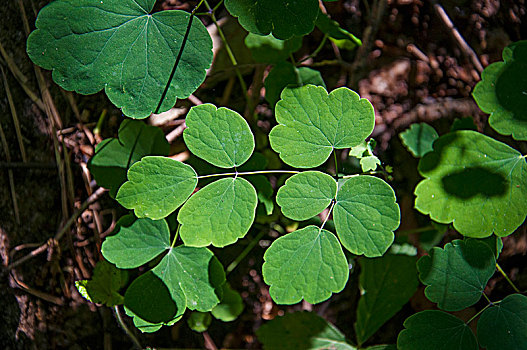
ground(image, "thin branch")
xmin=197 ymin=170 xmax=300 ymax=180
xmin=496 ymin=263 xmax=521 ymax=293
xmin=113 ymin=306 xmax=142 ymax=350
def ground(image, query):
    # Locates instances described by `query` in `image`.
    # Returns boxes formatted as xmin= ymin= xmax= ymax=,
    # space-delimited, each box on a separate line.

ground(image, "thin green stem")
xmin=297 ymin=35 xmax=329 ymax=65
xmin=212 ymin=0 xmax=225 ymax=12
xmin=333 ymin=149 xmax=339 ymax=180
xmin=466 ymin=303 xmax=491 ymax=325
xmin=496 ymin=263 xmax=521 ymax=293
xmin=171 ymin=225 xmax=181 ymax=249
xmin=396 ymin=225 xmax=435 ymax=236
xmin=320 ymin=200 xmax=336 ymax=232
xmin=197 ymin=170 xmax=300 ymax=180
xmin=113 ymin=305 xmax=142 ymax=349
xmin=482 ymin=292 xmax=492 ymax=304
xmin=226 ymin=229 xmax=267 ymax=275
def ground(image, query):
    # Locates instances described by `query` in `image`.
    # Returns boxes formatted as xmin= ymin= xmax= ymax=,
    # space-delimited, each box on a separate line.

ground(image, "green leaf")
xmin=360 ymin=156 xmax=381 ymax=172
xmin=178 ymin=177 xmax=258 ymax=247
xmin=276 ymin=171 xmax=337 ymax=221
xmin=27 ymin=0 xmax=213 ymax=119
xmin=450 ymin=117 xmax=477 ymax=132
xmin=270 ymin=85 xmax=374 ymax=168
xmin=365 ymin=346 xmax=396 ymax=350
xmin=418 ymin=222 xmax=448 ymax=251
xmin=473 ymin=41 xmax=527 ymax=140
xmin=315 ymin=12 xmax=361 ymax=50
xmin=414 ymin=130 xmax=527 ymax=237
xmin=257 ymin=311 xmax=355 ymax=350
xmin=417 ymin=239 xmax=496 ymax=311
xmin=211 ymin=283 xmax=244 ymax=322
xmin=355 ymin=255 xmax=418 ymax=346
xmin=116 ymin=156 xmax=198 ymax=220
xmin=245 ymin=33 xmax=303 ymax=64
xmin=467 ymin=235 xmax=503 ymax=258
xmin=399 ymin=123 xmax=439 ymax=158
xmin=349 ymin=139 xmax=381 ymax=172
xmin=184 ymin=104 xmax=255 ymax=168
xmin=101 ymin=217 xmax=170 ymax=269
xmin=224 ymin=0 xmax=320 ymax=40
xmin=264 ymin=62 xmax=325 ymax=107
xmin=124 ymin=303 xmax=182 ymax=333
xmin=88 ymin=120 xmax=169 ymax=197
xmin=397 ymin=310 xmax=478 ymax=350
xmin=262 ymin=225 xmax=349 ymax=304
xmin=187 ymin=312 xmax=212 ymax=333
xmin=247 ymin=175 xmax=274 ymax=216
xmin=76 ymin=260 xmax=126 ymax=306
xmin=334 ymin=176 xmax=400 ymax=257
xmin=477 ymin=294 xmax=527 ymax=350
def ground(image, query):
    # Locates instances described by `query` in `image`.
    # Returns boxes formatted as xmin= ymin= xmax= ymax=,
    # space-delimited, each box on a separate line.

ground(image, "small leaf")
xmin=257 ymin=311 xmax=356 ymax=350
xmin=101 ymin=217 xmax=170 ymax=269
xmin=116 ymin=156 xmax=198 ymax=220
xmin=355 ymin=255 xmax=418 ymax=346
xmin=76 ymin=260 xmax=127 ymax=307
xmin=315 ymin=12 xmax=361 ymax=50
xmin=477 ymin=294 xmax=527 ymax=350
xmin=188 ymin=312 xmax=212 ymax=333
xmin=334 ymin=176 xmax=400 ymax=257
xmin=124 ymin=305 xmax=182 ymax=333
xmin=262 ymin=225 xmax=349 ymax=304
xmin=245 ymin=33 xmax=302 ymax=64
xmin=397 ymin=310 xmax=478 ymax=350
xmin=417 ymin=239 xmax=496 ymax=311
xmin=473 ymin=41 xmax=527 ymax=140
xmin=276 ymin=171 xmax=337 ymax=221
xmin=27 ymin=0 xmax=213 ymax=118
xmin=211 ymin=283 xmax=244 ymax=322
xmin=88 ymin=120 xmax=169 ymax=197
xmin=184 ymin=104 xmax=255 ymax=168
xmin=270 ymin=85 xmax=374 ymax=168
xmin=415 ymin=130 xmax=527 ymax=237
xmin=399 ymin=123 xmax=439 ymax=158
xmin=360 ymin=156 xmax=381 ymax=172
xmin=224 ymin=0 xmax=320 ymax=40
xmin=178 ymin=178 xmax=258 ymax=247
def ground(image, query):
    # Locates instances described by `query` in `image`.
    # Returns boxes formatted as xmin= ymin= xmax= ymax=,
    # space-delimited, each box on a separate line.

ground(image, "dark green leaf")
xmin=187 ymin=312 xmax=212 ymax=333
xmin=124 ymin=305 xmax=181 ymax=333
xmin=245 ymin=33 xmax=302 ymax=63
xmin=315 ymin=12 xmax=361 ymax=50
xmin=76 ymin=260 xmax=126 ymax=306
xmin=211 ymin=283 xmax=244 ymax=322
xmin=399 ymin=123 xmax=439 ymax=158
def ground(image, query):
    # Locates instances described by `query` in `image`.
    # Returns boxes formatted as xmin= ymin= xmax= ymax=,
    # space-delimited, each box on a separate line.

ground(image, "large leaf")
xmin=256 ymin=311 xmax=356 ymax=350
xmin=75 ymin=260 xmax=127 ymax=307
xmin=183 ymin=104 xmax=255 ymax=168
xmin=262 ymin=225 xmax=349 ymax=305
xmin=211 ymin=283 xmax=244 ymax=322
xmin=397 ymin=310 xmax=478 ymax=350
xmin=334 ymin=176 xmax=400 ymax=257
xmin=116 ymin=156 xmax=198 ymax=220
xmin=27 ymin=0 xmax=213 ymax=119
xmin=269 ymin=85 xmax=374 ymax=168
xmin=178 ymin=178 xmax=258 ymax=247
xmin=477 ymin=294 xmax=527 ymax=350
xmin=101 ymin=217 xmax=170 ymax=269
xmin=399 ymin=123 xmax=438 ymax=158
xmin=472 ymin=41 xmax=527 ymax=140
xmin=417 ymin=239 xmax=496 ymax=311
xmin=245 ymin=33 xmax=303 ymax=64
xmin=414 ymin=130 xmax=527 ymax=237
xmin=88 ymin=120 xmax=169 ymax=197
xmin=355 ymin=255 xmax=418 ymax=346
xmin=276 ymin=171 xmax=337 ymax=221
xmin=224 ymin=0 xmax=320 ymax=40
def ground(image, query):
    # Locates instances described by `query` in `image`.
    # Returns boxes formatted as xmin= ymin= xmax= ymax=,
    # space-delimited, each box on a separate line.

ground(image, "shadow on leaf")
xmin=441 ymin=167 xmax=507 ymax=199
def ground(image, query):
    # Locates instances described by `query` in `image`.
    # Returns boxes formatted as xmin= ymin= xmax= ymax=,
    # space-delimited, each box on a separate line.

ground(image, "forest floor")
xmin=0 ymin=0 xmax=526 ymax=349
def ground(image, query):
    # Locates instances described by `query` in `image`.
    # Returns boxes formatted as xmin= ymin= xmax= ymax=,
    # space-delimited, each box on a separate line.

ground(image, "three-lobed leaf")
xmin=27 ymin=0 xmax=213 ymax=118
xmin=75 ymin=260 xmax=127 ymax=307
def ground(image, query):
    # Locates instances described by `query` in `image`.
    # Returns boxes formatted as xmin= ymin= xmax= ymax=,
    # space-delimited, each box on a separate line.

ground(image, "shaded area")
xmin=496 ymin=60 xmax=527 ymax=120
xmin=441 ymin=166 xmax=508 ymax=199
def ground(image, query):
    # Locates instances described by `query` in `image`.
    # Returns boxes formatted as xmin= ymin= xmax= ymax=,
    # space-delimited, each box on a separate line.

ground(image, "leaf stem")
xmin=171 ymin=225 xmax=181 ymax=249
xmin=396 ymin=225 xmax=435 ymax=236
xmin=226 ymin=229 xmax=267 ymax=276
xmin=197 ymin=170 xmax=300 ymax=180
xmin=333 ymin=149 xmax=339 ymax=180
xmin=496 ymin=262 xmax=521 ymax=293
xmin=297 ymin=34 xmax=329 ymax=65
xmin=482 ymin=292 xmax=492 ymax=304
xmin=466 ymin=303 xmax=491 ymax=325
xmin=113 ymin=305 xmax=142 ymax=349
xmin=320 ymin=200 xmax=336 ymax=232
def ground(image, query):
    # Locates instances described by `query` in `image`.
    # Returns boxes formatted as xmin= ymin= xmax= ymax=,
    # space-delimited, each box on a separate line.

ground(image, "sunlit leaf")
xmin=399 ymin=123 xmax=438 ymax=158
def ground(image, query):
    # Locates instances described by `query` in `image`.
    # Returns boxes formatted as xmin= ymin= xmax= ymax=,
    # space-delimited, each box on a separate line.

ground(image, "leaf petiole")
xmin=320 ymin=200 xmax=336 ymax=232
xmin=466 ymin=303 xmax=492 ymax=325
xmin=170 ymin=225 xmax=181 ymax=249
xmin=496 ymin=262 xmax=521 ymax=293
xmin=196 ymin=170 xmax=301 ymax=180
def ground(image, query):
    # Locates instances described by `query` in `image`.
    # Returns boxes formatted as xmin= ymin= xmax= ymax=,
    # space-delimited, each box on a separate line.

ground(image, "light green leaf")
xmin=187 ymin=312 xmax=212 ymax=333
xmin=262 ymin=225 xmax=349 ymax=304
xmin=224 ymin=0 xmax=320 ymax=40
xmin=101 ymin=217 xmax=170 ymax=269
xmin=477 ymin=294 xmax=527 ymax=350
xmin=397 ymin=310 xmax=478 ymax=350
xmin=116 ymin=156 xmax=198 ymax=220
xmin=178 ymin=177 xmax=258 ymax=247
xmin=472 ymin=41 xmax=527 ymax=140
xmin=211 ymin=283 xmax=244 ymax=322
xmin=360 ymin=156 xmax=381 ymax=172
xmin=27 ymin=0 xmax=213 ymax=119
xmin=414 ymin=130 xmax=527 ymax=237
xmin=88 ymin=120 xmax=169 ymax=197
xmin=256 ymin=311 xmax=356 ymax=350
xmin=315 ymin=12 xmax=361 ymax=50
xmin=417 ymin=239 xmax=496 ymax=311
xmin=355 ymin=255 xmax=418 ymax=346
xmin=399 ymin=123 xmax=439 ymax=158
xmin=334 ymin=176 xmax=400 ymax=257
xmin=184 ymin=104 xmax=255 ymax=168
xmin=276 ymin=171 xmax=336 ymax=221
xmin=76 ymin=260 xmax=127 ymax=306
xmin=270 ymin=85 xmax=374 ymax=168
xmin=245 ymin=33 xmax=302 ymax=64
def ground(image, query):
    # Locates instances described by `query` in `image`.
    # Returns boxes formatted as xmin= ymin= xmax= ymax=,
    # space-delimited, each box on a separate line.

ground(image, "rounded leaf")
xmin=184 ymin=104 xmax=255 ymax=168
xmin=262 ymin=225 xmax=349 ymax=305
xmin=399 ymin=123 xmax=438 ymax=158
xmin=27 ymin=0 xmax=213 ymax=118
xmin=334 ymin=176 xmax=400 ymax=257
xmin=276 ymin=171 xmax=337 ymax=221
xmin=269 ymin=85 xmax=374 ymax=168
xmin=211 ymin=284 xmax=244 ymax=322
